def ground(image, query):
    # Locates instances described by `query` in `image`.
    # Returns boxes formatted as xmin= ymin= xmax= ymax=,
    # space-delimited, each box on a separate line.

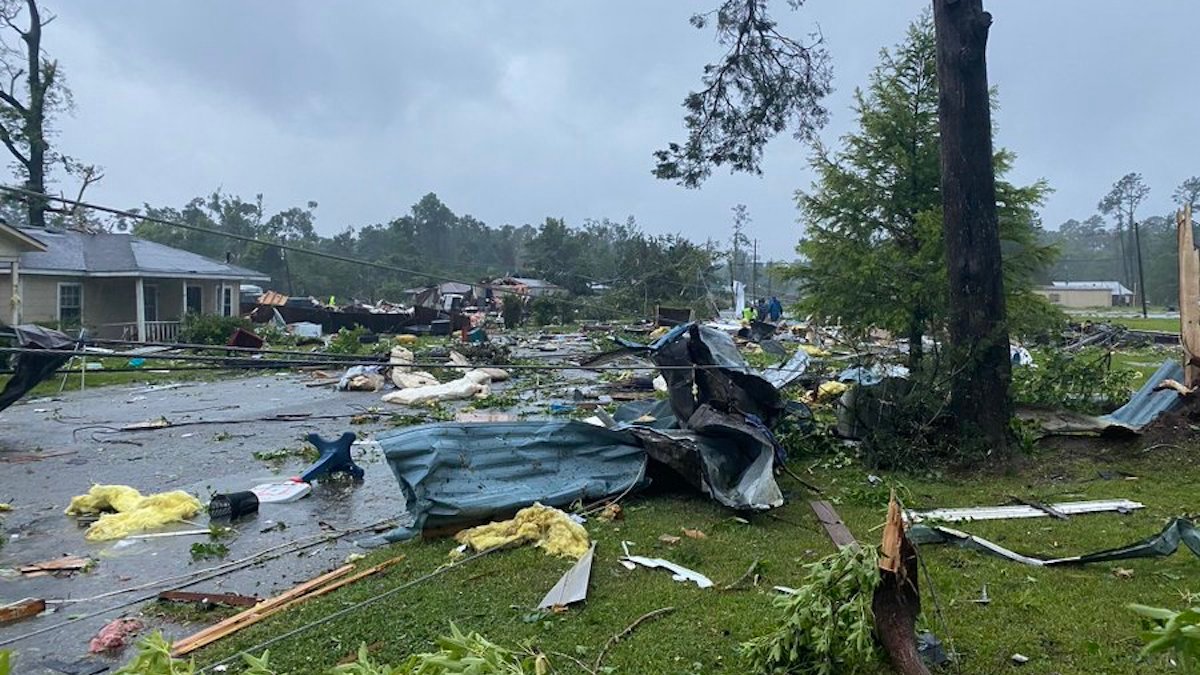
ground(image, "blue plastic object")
xmin=299 ymin=432 xmax=363 ymax=482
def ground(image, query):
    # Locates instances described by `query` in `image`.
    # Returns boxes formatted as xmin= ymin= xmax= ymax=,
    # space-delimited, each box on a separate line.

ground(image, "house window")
xmin=222 ymin=286 xmax=233 ymax=317
xmin=143 ymin=285 xmax=159 ymax=322
xmin=1048 ymin=293 xmax=1061 ymax=303
xmin=185 ymin=285 xmax=203 ymax=314
xmin=58 ymin=282 xmax=82 ymax=327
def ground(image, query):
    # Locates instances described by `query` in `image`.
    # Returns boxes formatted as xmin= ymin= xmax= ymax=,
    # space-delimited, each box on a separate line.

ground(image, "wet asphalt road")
xmin=0 ymin=373 xmax=408 ymax=672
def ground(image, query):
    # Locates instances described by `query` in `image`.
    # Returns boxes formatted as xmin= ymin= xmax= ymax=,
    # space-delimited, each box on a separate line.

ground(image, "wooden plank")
xmin=0 ymin=598 xmax=45 ymax=625
xmin=171 ymin=555 xmax=405 ymax=657
xmin=1179 ymin=205 xmax=1200 ymax=388
xmin=809 ymin=500 xmax=859 ymax=550
xmin=171 ymin=563 xmax=355 ymax=656
xmin=157 ymin=590 xmax=260 ymax=608
xmin=20 ymin=555 xmax=90 ymax=575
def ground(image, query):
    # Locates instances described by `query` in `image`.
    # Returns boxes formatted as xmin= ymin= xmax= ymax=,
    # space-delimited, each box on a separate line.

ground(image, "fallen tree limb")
xmin=593 ymin=607 xmax=676 ymax=673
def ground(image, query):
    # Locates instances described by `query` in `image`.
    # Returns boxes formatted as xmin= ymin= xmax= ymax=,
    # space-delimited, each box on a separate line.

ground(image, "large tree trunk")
xmin=932 ymin=0 xmax=1011 ymax=454
xmin=23 ymin=0 xmax=46 ymax=229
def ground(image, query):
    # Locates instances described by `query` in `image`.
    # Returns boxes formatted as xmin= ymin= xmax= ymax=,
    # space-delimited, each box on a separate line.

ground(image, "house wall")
xmin=1035 ymin=287 xmax=1113 ymax=308
xmin=0 ymin=274 xmax=238 ymax=330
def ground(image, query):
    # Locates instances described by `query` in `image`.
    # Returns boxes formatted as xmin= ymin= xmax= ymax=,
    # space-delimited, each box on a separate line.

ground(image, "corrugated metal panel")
xmin=1100 ymin=359 xmax=1184 ymax=431
xmin=369 ymin=421 xmax=647 ymax=544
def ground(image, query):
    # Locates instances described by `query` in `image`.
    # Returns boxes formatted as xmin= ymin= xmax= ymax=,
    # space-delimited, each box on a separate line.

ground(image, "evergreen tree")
xmin=791 ymin=14 xmax=1057 ymax=368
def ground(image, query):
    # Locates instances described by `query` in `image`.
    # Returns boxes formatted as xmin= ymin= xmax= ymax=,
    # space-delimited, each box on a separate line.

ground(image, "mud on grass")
xmin=190 ymin=442 xmax=1199 ymax=674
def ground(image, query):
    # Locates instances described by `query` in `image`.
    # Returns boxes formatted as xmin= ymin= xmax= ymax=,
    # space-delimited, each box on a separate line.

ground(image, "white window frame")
xmin=57 ymin=281 xmax=83 ymax=326
xmin=221 ymin=285 xmax=234 ymax=317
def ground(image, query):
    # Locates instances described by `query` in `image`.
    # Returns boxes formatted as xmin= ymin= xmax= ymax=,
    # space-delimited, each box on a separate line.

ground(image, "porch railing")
xmin=97 ymin=320 xmax=182 ymax=343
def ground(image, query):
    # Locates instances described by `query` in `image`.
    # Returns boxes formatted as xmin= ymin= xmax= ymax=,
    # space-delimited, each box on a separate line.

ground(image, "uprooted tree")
xmin=792 ymin=13 xmax=1055 ymax=372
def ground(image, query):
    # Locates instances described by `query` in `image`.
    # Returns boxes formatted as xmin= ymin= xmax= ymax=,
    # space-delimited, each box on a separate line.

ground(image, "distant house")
xmin=1035 ymin=281 xmax=1134 ymax=308
xmin=409 ymin=281 xmax=482 ymax=312
xmin=490 ymin=277 xmax=567 ymax=299
xmin=0 ymin=225 xmax=269 ymax=341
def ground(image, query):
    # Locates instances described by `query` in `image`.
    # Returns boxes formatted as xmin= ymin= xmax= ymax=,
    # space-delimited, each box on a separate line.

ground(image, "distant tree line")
xmin=1043 ymin=174 xmax=1199 ymax=308
xmin=131 ymin=192 xmax=727 ymax=318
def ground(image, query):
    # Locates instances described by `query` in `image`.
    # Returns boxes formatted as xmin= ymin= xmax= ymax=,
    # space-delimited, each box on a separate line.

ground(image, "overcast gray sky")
xmin=43 ymin=1 xmax=1200 ymax=257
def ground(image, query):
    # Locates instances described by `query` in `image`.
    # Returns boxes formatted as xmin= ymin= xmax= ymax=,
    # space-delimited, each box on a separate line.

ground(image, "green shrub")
xmin=1011 ymin=347 xmax=1136 ymax=414
xmin=327 ymin=326 xmax=370 ymax=354
xmin=177 ymin=314 xmax=253 ymax=346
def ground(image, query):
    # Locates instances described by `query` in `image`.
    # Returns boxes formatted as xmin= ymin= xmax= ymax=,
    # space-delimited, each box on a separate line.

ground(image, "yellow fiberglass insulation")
xmin=65 ymin=484 xmax=203 ymax=541
xmin=455 ymin=503 xmax=590 ymax=560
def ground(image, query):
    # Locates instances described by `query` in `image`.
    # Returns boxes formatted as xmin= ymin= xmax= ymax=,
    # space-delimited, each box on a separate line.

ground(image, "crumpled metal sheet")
xmin=366 ymin=420 xmax=647 ymax=545
xmin=760 ymin=348 xmax=810 ymax=390
xmin=1098 ymin=359 xmax=1185 ymax=432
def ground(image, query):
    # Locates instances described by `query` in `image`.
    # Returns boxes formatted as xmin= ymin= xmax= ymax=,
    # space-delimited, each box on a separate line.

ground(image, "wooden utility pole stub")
xmin=1177 ymin=205 xmax=1200 ymax=388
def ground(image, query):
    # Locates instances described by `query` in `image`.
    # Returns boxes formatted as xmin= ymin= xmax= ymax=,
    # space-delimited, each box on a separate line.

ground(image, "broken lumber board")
xmin=20 ymin=555 xmax=90 ymax=576
xmin=171 ymin=554 xmax=405 ymax=656
xmin=906 ymin=499 xmax=1142 ymax=523
xmin=171 ymin=563 xmax=356 ymax=656
xmin=809 ymin=500 xmax=859 ymax=550
xmin=0 ymin=598 xmax=45 ymax=624
xmin=157 ymin=591 xmax=260 ymax=608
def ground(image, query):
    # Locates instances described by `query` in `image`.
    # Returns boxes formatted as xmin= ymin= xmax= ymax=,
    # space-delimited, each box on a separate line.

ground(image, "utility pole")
xmin=1132 ymin=215 xmax=1148 ymax=318
xmin=751 ymin=239 xmax=758 ymax=300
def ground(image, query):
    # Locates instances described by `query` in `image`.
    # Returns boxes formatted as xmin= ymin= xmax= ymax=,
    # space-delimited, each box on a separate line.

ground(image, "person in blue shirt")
xmin=767 ymin=296 xmax=783 ymax=322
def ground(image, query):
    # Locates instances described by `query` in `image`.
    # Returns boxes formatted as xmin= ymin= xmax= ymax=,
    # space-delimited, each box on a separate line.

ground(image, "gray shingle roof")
xmin=16 ymin=228 xmax=269 ymax=281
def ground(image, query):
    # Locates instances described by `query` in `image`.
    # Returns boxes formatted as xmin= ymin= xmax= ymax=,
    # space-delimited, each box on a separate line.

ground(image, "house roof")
xmin=14 ymin=228 xmax=270 ymax=281
xmin=1050 ymin=281 xmax=1133 ymax=295
xmin=492 ymin=276 xmax=563 ymax=289
xmin=0 ymin=222 xmax=46 ymax=252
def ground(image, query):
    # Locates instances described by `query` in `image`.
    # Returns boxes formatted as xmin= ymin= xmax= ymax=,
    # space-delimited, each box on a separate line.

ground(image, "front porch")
xmin=86 ymin=277 xmax=238 ymax=342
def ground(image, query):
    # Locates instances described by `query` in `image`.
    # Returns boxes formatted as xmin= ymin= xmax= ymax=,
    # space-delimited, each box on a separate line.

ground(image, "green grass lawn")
xmin=1078 ymin=315 xmax=1181 ymax=333
xmin=185 ymin=434 xmax=1200 ymax=674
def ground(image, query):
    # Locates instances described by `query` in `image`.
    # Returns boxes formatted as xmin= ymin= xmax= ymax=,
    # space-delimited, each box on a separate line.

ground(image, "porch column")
xmin=135 ymin=277 xmax=146 ymax=342
xmin=9 ymin=260 xmax=18 ymax=326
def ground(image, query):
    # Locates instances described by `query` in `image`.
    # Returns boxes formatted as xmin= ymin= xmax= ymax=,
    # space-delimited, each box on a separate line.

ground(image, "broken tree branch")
xmin=592 ymin=607 xmax=676 ymax=673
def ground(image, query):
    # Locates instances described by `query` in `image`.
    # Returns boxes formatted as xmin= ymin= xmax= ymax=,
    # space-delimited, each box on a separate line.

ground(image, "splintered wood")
xmin=1178 ymin=204 xmax=1200 ymax=388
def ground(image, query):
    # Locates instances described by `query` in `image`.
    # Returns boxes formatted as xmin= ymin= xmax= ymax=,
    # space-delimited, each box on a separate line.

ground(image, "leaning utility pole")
xmin=933 ymin=0 xmax=1012 ymax=454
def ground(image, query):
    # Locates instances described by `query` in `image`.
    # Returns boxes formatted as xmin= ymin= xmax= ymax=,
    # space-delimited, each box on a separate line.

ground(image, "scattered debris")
xmin=597 ymin=503 xmax=624 ymax=522
xmin=88 ymin=617 xmax=144 ymax=653
xmin=250 ymin=481 xmax=311 ymax=503
xmin=0 ymin=598 xmax=45 ymax=625
xmin=172 ymin=554 xmax=405 ymax=656
xmin=299 ymin=432 xmax=364 ymax=482
xmin=658 ymin=534 xmax=681 ymax=545
xmin=619 ymin=551 xmax=713 ymax=589
xmin=1113 ymin=567 xmax=1135 ymax=580
xmin=156 ymin=591 xmax=260 ymax=608
xmin=336 ymin=365 xmax=385 ymax=392
xmin=208 ymin=491 xmax=260 ymax=520
xmin=905 ymin=498 xmax=1143 ymax=523
xmin=455 ymin=504 xmax=591 ymax=560
xmin=681 ymin=527 xmax=707 ymax=540
xmin=19 ymin=555 xmax=91 ymax=577
xmin=909 ymin=517 xmax=1200 ymax=566
xmin=974 ymin=584 xmax=990 ymax=605
xmin=538 ymin=543 xmax=595 ymax=610
xmin=1011 ymin=653 xmax=1030 ymax=665
xmin=65 ymin=485 xmax=202 ymax=541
